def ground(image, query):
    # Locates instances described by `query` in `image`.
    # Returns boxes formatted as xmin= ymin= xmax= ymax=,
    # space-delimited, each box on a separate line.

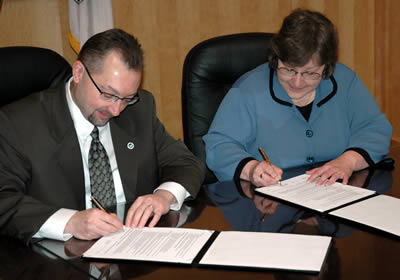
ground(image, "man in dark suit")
xmin=0 ymin=29 xmax=205 ymax=244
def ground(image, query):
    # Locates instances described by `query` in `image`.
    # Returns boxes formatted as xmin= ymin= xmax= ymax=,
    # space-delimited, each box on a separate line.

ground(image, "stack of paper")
xmin=83 ymin=227 xmax=331 ymax=273
xmin=255 ymin=174 xmax=376 ymax=213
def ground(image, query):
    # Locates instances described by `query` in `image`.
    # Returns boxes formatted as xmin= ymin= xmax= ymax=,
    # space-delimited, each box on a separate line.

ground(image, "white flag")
xmin=68 ymin=0 xmax=114 ymax=54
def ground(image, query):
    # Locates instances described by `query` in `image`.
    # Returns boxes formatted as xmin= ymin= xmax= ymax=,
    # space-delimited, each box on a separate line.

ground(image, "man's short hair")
xmin=78 ymin=28 xmax=144 ymax=74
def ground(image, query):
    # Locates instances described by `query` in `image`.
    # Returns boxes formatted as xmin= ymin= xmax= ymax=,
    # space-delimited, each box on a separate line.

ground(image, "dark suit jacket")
xmin=0 ymin=84 xmax=205 ymax=244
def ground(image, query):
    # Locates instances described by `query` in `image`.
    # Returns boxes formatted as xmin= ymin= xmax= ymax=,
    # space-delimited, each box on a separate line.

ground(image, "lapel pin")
xmin=127 ymin=142 xmax=135 ymax=150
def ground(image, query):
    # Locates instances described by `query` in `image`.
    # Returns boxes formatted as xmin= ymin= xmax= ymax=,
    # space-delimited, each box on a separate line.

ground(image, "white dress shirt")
xmin=33 ymin=78 xmax=189 ymax=241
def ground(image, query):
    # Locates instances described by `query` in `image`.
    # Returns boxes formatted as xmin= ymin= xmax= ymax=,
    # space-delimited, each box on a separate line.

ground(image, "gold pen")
xmin=258 ymin=147 xmax=282 ymax=185
xmin=91 ymin=196 xmax=110 ymax=214
xmin=261 ymin=213 xmax=267 ymax=222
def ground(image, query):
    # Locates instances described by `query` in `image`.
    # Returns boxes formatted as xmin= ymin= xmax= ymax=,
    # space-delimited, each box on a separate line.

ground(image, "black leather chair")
xmin=182 ymin=32 xmax=274 ymax=184
xmin=0 ymin=46 xmax=72 ymax=107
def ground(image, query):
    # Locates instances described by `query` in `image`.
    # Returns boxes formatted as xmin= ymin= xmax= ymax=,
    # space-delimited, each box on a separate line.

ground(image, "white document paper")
xmin=83 ymin=227 xmax=214 ymax=264
xmin=255 ymin=174 xmax=375 ymax=213
xmin=330 ymin=195 xmax=400 ymax=236
xmin=199 ymin=231 xmax=331 ymax=272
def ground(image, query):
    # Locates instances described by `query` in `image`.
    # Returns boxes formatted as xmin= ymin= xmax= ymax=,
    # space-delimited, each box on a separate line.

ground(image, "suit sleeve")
xmin=0 ymin=112 xmax=58 ymax=245
xmin=150 ymin=96 xmax=205 ymax=198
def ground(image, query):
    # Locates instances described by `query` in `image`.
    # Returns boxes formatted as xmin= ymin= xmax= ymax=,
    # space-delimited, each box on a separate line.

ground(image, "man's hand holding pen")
xmin=64 ymin=207 xmax=123 ymax=240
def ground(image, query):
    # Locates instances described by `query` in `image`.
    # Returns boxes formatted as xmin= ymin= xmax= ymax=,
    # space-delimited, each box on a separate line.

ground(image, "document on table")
xmin=83 ymin=227 xmax=214 ymax=264
xmin=255 ymin=174 xmax=376 ymax=213
xmin=199 ymin=231 xmax=331 ymax=273
xmin=83 ymin=227 xmax=331 ymax=273
xmin=330 ymin=195 xmax=400 ymax=236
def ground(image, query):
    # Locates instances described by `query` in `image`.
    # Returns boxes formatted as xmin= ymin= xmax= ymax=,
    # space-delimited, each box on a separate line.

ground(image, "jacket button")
xmin=307 ymin=156 xmax=314 ymax=163
xmin=306 ymin=130 xmax=313 ymax=137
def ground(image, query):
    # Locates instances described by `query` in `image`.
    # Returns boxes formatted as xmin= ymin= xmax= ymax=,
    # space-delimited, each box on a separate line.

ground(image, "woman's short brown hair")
xmin=268 ymin=9 xmax=338 ymax=79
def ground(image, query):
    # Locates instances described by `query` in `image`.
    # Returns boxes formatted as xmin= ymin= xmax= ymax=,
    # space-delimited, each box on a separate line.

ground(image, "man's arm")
xmin=124 ymin=92 xmax=205 ymax=228
xmin=151 ymin=97 xmax=205 ymax=197
xmin=0 ymin=127 xmax=59 ymax=244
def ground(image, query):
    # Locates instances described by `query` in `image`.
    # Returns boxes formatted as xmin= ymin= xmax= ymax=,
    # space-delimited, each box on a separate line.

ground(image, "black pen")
xmin=91 ymin=196 xmax=109 ymax=214
xmin=258 ymin=147 xmax=282 ymax=185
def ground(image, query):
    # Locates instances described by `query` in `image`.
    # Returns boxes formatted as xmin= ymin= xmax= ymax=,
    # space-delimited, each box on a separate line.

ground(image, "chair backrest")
xmin=182 ymin=32 xmax=274 ymax=184
xmin=0 ymin=46 xmax=72 ymax=107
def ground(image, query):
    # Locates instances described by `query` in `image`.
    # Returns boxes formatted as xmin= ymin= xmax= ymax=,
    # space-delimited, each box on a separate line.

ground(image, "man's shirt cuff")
xmin=33 ymin=208 xmax=77 ymax=241
xmin=155 ymin=182 xmax=190 ymax=211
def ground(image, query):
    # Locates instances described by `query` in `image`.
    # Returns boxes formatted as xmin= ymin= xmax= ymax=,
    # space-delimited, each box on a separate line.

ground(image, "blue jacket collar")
xmin=268 ymin=67 xmax=337 ymax=108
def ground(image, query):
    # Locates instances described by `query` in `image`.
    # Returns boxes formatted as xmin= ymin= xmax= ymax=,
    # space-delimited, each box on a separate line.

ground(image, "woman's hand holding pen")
xmin=241 ymin=160 xmax=283 ymax=187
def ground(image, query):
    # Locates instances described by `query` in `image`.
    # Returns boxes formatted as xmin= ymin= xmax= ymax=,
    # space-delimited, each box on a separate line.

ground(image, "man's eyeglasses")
xmin=277 ymin=66 xmax=323 ymax=80
xmin=82 ymin=63 xmax=140 ymax=105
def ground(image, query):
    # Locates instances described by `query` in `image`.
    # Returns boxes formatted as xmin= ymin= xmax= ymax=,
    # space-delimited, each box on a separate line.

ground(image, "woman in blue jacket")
xmin=203 ymin=9 xmax=392 ymax=187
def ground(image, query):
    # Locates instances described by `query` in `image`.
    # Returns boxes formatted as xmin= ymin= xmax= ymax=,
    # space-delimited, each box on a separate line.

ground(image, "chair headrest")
xmin=0 ymin=46 xmax=72 ymax=107
xmin=182 ymin=33 xmax=274 ymax=184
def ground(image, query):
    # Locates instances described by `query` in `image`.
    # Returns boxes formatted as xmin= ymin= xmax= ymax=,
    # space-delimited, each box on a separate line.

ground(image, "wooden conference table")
xmin=1 ymin=143 xmax=400 ymax=280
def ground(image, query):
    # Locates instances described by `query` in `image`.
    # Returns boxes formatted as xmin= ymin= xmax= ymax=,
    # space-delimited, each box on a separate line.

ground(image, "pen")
xmin=261 ymin=213 xmax=267 ymax=222
xmin=91 ymin=196 xmax=109 ymax=213
xmin=258 ymin=147 xmax=282 ymax=185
